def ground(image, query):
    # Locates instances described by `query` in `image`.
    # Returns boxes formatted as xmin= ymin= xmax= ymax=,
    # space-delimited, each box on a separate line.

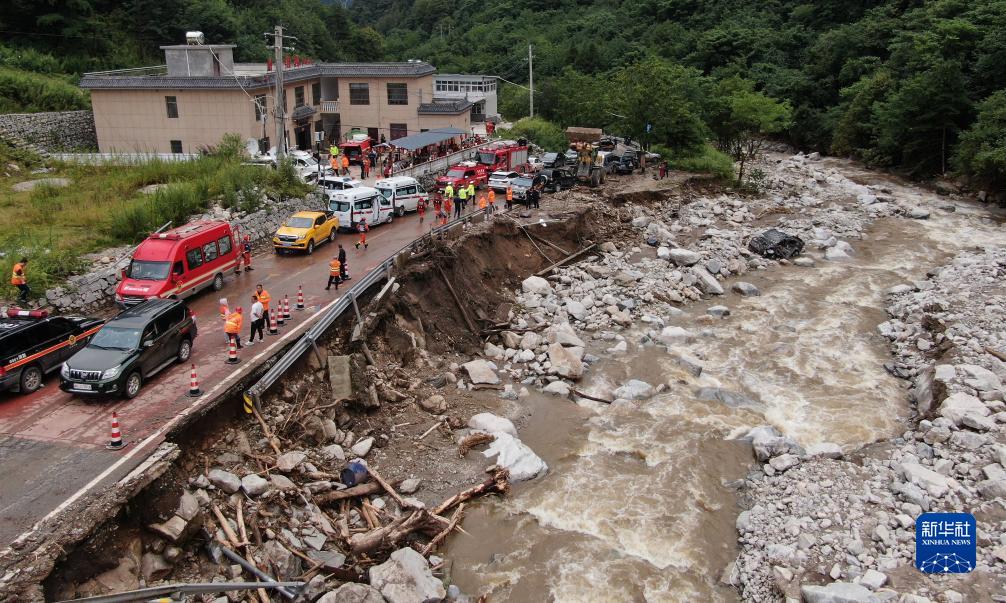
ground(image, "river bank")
xmin=445 ymin=152 xmax=1006 ymax=601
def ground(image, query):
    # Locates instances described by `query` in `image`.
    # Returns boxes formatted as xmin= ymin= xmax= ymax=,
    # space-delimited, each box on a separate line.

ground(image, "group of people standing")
xmin=221 ymin=283 xmax=271 ymax=350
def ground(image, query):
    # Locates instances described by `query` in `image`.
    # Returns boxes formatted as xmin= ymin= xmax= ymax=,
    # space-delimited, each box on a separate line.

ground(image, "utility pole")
xmin=528 ymin=44 xmax=534 ymax=118
xmin=272 ymin=25 xmax=286 ymax=159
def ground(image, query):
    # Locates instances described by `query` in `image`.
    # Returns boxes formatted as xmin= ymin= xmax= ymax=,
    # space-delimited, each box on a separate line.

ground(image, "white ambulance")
xmin=374 ymin=176 xmax=428 ymax=217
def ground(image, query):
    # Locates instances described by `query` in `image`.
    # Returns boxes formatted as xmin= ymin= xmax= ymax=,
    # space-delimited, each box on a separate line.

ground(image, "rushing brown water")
xmin=447 ymin=161 xmax=1005 ymax=602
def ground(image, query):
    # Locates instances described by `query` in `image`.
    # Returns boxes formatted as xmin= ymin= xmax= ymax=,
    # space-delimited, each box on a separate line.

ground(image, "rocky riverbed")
xmin=445 ymin=152 xmax=1006 ymax=601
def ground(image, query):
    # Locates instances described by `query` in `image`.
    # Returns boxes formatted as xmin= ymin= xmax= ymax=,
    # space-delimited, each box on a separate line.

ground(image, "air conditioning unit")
xmin=186 ymin=31 xmax=205 ymax=45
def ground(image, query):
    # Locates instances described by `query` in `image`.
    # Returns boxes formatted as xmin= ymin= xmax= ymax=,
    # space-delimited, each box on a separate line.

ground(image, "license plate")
xmin=74 ymin=383 xmax=92 ymax=391
xmin=281 ymin=242 xmax=294 ymax=247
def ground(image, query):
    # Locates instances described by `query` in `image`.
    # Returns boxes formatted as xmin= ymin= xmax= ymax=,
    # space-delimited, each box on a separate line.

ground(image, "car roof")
xmin=109 ymin=298 xmax=181 ymax=327
xmin=0 ymin=316 xmax=55 ymax=340
xmin=330 ymin=186 xmax=380 ymax=201
xmin=291 ymin=210 xmax=326 ymax=218
xmin=374 ymin=176 xmax=417 ymax=186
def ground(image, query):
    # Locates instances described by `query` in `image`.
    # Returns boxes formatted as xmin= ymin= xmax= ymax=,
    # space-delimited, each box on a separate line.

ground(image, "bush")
xmin=0 ymin=67 xmax=89 ymax=113
xmin=656 ymin=143 xmax=735 ymax=181
xmin=496 ymin=117 xmax=568 ymax=152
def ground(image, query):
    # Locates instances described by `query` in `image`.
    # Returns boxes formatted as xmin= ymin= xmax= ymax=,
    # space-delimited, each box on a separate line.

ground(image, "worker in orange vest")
xmin=487 ymin=189 xmax=496 ymax=214
xmin=361 ymin=156 xmax=370 ymax=180
xmin=255 ymin=284 xmax=271 ymax=313
xmin=341 ymin=154 xmax=350 ymax=176
xmin=241 ymin=235 xmax=253 ymax=271
xmin=355 ymin=218 xmax=369 ymax=250
xmin=224 ymin=307 xmax=243 ymax=349
xmin=443 ymin=196 xmax=453 ymax=221
xmin=10 ymin=257 xmax=29 ymax=305
xmin=418 ymin=196 xmax=427 ymax=224
xmin=326 ymin=256 xmax=341 ymax=290
xmin=505 ymin=185 xmax=514 ymax=210
xmin=478 ymin=193 xmax=488 ymax=217
xmin=329 ymin=153 xmax=339 ymax=173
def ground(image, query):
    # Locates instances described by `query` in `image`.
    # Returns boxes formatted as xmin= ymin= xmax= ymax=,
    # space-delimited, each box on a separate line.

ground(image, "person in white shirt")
xmin=248 ymin=294 xmax=265 ymax=344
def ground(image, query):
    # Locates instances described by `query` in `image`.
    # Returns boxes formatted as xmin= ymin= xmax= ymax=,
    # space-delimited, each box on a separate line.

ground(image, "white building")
xmin=433 ymin=74 xmax=498 ymax=122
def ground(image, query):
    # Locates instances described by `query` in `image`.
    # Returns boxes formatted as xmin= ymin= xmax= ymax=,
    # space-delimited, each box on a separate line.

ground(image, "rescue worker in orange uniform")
xmin=255 ymin=284 xmax=271 ymax=314
xmin=505 ymin=185 xmax=514 ymax=211
xmin=11 ymin=257 xmax=29 ymax=305
xmin=341 ymin=154 xmax=350 ymax=176
xmin=488 ymin=189 xmax=496 ymax=215
xmin=224 ymin=307 xmax=244 ymax=349
xmin=241 ymin=235 xmax=253 ymax=271
xmin=326 ymin=256 xmax=341 ymax=290
xmin=479 ymin=193 xmax=488 ymax=217
xmin=418 ymin=196 xmax=427 ymax=224
xmin=355 ymin=217 xmax=369 ymax=250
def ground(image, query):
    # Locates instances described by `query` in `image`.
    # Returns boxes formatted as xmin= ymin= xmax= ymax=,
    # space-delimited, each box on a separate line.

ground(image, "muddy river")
xmin=446 ymin=161 xmax=1004 ymax=602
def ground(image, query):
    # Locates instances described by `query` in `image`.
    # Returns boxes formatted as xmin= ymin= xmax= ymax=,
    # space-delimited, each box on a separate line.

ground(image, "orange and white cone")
xmin=226 ymin=338 xmax=240 ymax=364
xmin=296 ymin=285 xmax=305 ymax=310
xmin=268 ymin=307 xmax=279 ymax=335
xmin=106 ymin=412 xmax=127 ymax=450
xmin=283 ymin=295 xmax=291 ymax=320
xmin=188 ymin=364 xmax=201 ymax=397
xmin=276 ymin=304 xmax=285 ymax=327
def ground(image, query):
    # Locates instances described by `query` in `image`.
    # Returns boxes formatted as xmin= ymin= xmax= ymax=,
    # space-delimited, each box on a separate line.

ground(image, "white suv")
xmin=488 ymin=170 xmax=522 ymax=193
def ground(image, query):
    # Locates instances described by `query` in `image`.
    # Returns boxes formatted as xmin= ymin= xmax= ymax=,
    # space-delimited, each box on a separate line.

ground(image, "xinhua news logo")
xmin=915 ymin=512 xmax=976 ymax=574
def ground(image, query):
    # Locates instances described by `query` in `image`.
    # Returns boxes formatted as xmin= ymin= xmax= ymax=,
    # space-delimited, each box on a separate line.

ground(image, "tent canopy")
xmin=391 ymin=127 xmax=466 ymax=151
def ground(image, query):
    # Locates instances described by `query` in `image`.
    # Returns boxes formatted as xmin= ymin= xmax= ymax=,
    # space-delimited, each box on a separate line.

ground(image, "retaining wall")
xmin=0 ymin=110 xmax=97 ymax=152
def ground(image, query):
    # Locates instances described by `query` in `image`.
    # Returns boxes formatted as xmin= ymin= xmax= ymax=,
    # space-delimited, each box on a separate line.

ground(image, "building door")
xmin=294 ymin=124 xmax=311 ymax=150
xmin=368 ymin=127 xmax=379 ymax=144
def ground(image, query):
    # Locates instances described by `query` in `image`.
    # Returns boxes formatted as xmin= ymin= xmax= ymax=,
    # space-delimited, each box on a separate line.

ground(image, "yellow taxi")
xmin=272 ymin=210 xmax=339 ymax=255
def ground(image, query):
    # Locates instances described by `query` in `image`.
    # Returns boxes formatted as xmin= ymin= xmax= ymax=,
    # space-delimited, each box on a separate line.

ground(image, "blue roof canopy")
xmin=391 ymin=127 xmax=466 ymax=151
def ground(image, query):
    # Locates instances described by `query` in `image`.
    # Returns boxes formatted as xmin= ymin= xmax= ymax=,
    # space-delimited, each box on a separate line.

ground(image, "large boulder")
xmin=668 ymin=248 xmax=702 ymax=266
xmin=318 ymin=583 xmax=385 ymax=603
xmin=521 ymin=275 xmax=552 ymax=295
xmin=901 ymin=462 xmax=953 ymax=498
xmin=657 ymin=326 xmax=695 ymax=346
xmin=207 ymin=469 xmax=241 ymax=494
xmin=260 ymin=540 xmax=302 ymax=581
xmin=744 ymin=425 xmax=804 ymax=461
xmin=276 ymin=451 xmax=307 ymax=472
xmin=801 ymin=582 xmax=880 ymax=603
xmin=692 ymin=267 xmax=724 ymax=295
xmin=241 ymin=474 xmax=270 ymax=497
xmin=482 ymin=432 xmax=548 ymax=481
xmin=548 ymin=343 xmax=584 ymax=379
xmin=462 ymin=359 xmax=500 ymax=385
xmin=545 ymin=322 xmax=585 ymax=348
xmin=959 ymin=364 xmax=1003 ymax=392
xmin=369 ymin=547 xmax=446 ymax=603
xmin=939 ymin=392 xmax=990 ymax=426
xmin=468 ymin=413 xmax=518 ymax=437
xmin=614 ymin=379 xmax=655 ymax=401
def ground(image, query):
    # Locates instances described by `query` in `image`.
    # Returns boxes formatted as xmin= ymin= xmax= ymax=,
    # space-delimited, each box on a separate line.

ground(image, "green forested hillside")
xmin=2 ymin=0 xmax=1005 ymax=188
xmin=351 ymin=0 xmax=1006 ymax=188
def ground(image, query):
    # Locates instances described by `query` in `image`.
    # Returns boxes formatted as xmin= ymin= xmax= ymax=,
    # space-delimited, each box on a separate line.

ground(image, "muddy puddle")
xmin=446 ymin=164 xmax=1004 ymax=602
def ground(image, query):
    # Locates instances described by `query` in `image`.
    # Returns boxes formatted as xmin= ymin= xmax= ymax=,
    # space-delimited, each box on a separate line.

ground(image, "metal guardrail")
xmin=49 ymin=152 xmax=201 ymax=165
xmin=244 ymin=206 xmax=492 ymax=406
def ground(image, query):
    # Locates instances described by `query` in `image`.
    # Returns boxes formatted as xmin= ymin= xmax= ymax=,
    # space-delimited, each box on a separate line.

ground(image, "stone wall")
xmin=42 ymin=194 xmax=322 ymax=313
xmin=0 ymin=110 xmax=97 ymax=152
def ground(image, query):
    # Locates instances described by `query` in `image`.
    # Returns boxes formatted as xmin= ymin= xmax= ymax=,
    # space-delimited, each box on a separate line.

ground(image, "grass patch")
xmin=0 ymin=67 xmax=89 ymax=113
xmin=497 ymin=117 xmax=568 ymax=152
xmin=1 ymin=148 xmax=308 ymax=298
xmin=653 ymin=143 xmax=736 ymax=181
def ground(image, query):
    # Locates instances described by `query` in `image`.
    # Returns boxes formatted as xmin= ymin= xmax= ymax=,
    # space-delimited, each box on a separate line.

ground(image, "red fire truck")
xmin=434 ymin=140 xmax=529 ymax=198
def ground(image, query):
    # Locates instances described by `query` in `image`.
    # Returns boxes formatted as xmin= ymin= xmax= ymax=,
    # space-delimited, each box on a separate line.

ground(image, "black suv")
xmin=541 ymin=167 xmax=576 ymax=192
xmin=60 ymin=299 xmax=197 ymax=399
xmin=0 ymin=310 xmax=103 ymax=394
xmin=541 ymin=152 xmax=568 ymax=169
xmin=614 ymin=153 xmax=637 ymax=174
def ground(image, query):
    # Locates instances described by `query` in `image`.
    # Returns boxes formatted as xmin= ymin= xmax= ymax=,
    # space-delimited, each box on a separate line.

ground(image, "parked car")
xmin=540 ymin=167 xmax=576 ymax=192
xmin=272 ymin=210 xmax=339 ymax=254
xmin=115 ymin=221 xmax=239 ymax=307
xmin=614 ymin=153 xmax=637 ymax=174
xmin=597 ymin=151 xmax=620 ymax=175
xmin=318 ymin=175 xmax=362 ymax=193
xmin=488 ymin=170 xmax=523 ymax=193
xmin=510 ymin=174 xmax=548 ymax=203
xmin=374 ymin=176 xmax=428 ymax=217
xmin=527 ymin=156 xmax=544 ymax=172
xmin=328 ymin=186 xmax=394 ymax=231
xmin=541 ymin=152 xmax=568 ymax=169
xmin=0 ymin=309 xmax=103 ymax=394
xmin=564 ymin=148 xmax=579 ymax=163
xmin=60 ymin=299 xmax=197 ymax=399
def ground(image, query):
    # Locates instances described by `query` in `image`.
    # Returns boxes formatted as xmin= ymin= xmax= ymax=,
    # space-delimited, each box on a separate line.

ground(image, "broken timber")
xmin=535 ymin=243 xmax=598 ymax=277
xmin=437 ymin=266 xmax=479 ymax=336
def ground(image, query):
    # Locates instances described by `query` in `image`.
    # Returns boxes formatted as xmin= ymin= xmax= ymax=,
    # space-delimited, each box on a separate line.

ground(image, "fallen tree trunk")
xmin=433 ymin=468 xmax=510 ymax=516
xmin=315 ymin=480 xmax=401 ymax=506
xmin=349 ymin=509 xmax=444 ymax=556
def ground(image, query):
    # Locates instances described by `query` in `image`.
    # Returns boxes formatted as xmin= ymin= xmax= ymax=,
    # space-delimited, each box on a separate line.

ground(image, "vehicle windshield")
xmin=286 ymin=217 xmax=314 ymax=228
xmin=127 ymin=260 xmax=170 ymax=281
xmin=478 ymin=152 xmax=496 ymax=164
xmin=376 ymin=186 xmax=393 ymax=201
xmin=490 ymin=172 xmax=509 ymax=179
xmin=89 ymin=326 xmax=141 ymax=351
xmin=446 ymin=169 xmax=466 ymax=178
xmin=330 ymin=200 xmax=351 ymax=212
xmin=512 ymin=177 xmax=534 ymax=187
xmin=542 ymin=153 xmax=559 ymax=164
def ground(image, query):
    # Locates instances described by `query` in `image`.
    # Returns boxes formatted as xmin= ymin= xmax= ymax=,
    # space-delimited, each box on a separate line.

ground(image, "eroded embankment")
xmin=38 ymin=187 xmax=626 ymax=601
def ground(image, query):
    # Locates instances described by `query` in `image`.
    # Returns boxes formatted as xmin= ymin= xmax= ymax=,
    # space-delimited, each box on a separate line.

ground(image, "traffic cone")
xmin=106 ymin=412 xmax=127 ymax=450
xmin=276 ymin=304 xmax=285 ymax=327
xmin=188 ymin=364 xmax=201 ymax=397
xmin=268 ymin=307 xmax=279 ymax=335
xmin=226 ymin=338 xmax=240 ymax=364
xmin=283 ymin=295 xmax=291 ymax=321
xmin=296 ymin=285 xmax=305 ymax=310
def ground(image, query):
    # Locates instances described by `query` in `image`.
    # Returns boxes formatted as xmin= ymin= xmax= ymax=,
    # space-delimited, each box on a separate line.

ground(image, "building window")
xmin=312 ymin=82 xmax=321 ymax=105
xmin=436 ymin=81 xmax=446 ymax=92
xmin=254 ymin=95 xmax=267 ymax=122
xmin=295 ymin=86 xmax=305 ymax=107
xmin=165 ymin=96 xmax=178 ymax=118
xmin=387 ymin=83 xmax=408 ymax=105
xmin=449 ymin=81 xmax=459 ymax=92
xmin=170 ymin=140 xmax=183 ymax=154
xmin=349 ymin=83 xmax=370 ymax=105
xmin=389 ymin=123 xmax=408 ymax=140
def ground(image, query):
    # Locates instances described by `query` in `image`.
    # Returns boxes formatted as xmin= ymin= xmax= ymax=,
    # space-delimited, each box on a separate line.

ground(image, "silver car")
xmin=488 ymin=170 xmax=522 ymax=193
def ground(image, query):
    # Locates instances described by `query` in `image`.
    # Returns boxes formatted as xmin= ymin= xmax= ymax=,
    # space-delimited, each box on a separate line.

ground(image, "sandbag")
xmin=748 ymin=229 xmax=805 ymax=259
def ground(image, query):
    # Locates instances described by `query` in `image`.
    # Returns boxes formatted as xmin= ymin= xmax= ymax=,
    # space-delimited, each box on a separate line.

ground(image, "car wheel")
xmin=212 ymin=273 xmax=224 ymax=291
xmin=123 ymin=371 xmax=142 ymax=399
xmin=396 ymin=206 xmax=405 ymax=217
xmin=387 ymin=212 xmax=393 ymax=224
xmin=177 ymin=338 xmax=192 ymax=363
xmin=328 ymin=230 xmax=336 ymax=244
xmin=19 ymin=364 xmax=43 ymax=394
xmin=306 ymin=239 xmax=315 ymax=255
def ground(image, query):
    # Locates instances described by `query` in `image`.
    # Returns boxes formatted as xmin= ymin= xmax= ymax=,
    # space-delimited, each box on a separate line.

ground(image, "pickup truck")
xmin=272 ymin=210 xmax=340 ymax=255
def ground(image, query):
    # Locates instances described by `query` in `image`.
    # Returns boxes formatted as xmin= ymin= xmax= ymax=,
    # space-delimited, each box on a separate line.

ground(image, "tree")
xmin=954 ymin=90 xmax=1006 ymax=191
xmin=711 ymin=78 xmax=792 ymax=183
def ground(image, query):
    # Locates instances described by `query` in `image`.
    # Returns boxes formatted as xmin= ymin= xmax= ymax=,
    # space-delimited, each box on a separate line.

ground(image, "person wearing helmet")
xmin=224 ymin=306 xmax=244 ymax=349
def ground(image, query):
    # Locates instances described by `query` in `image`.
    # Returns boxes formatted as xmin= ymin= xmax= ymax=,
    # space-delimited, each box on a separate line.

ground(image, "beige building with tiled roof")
xmin=79 ymin=41 xmax=474 ymax=154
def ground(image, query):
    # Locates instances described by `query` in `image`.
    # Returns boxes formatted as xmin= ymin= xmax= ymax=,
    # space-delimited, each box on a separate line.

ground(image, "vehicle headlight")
xmin=60 ymin=363 xmax=70 ymax=379
xmin=102 ymin=366 xmax=122 ymax=380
